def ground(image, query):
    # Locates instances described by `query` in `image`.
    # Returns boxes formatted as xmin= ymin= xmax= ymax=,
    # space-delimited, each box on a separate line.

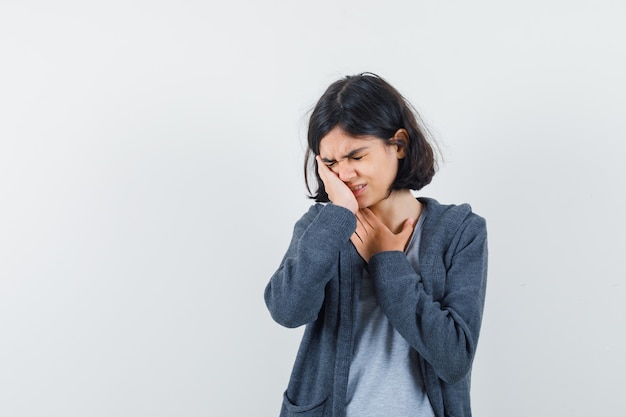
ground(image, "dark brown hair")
xmin=305 ymin=72 xmax=438 ymax=202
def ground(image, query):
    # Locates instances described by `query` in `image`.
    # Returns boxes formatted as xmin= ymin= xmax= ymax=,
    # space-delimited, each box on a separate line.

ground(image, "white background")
xmin=1 ymin=1 xmax=625 ymax=416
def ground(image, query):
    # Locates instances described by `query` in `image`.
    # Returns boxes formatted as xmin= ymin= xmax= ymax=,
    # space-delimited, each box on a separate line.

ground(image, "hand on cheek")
xmin=316 ymin=156 xmax=358 ymax=214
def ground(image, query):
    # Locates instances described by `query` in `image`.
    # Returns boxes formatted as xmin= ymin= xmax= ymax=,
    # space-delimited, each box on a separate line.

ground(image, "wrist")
xmin=332 ymin=200 xmax=358 ymax=214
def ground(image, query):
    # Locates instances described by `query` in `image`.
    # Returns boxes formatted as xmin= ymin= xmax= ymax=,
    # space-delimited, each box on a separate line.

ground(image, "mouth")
xmin=350 ymin=184 xmax=366 ymax=196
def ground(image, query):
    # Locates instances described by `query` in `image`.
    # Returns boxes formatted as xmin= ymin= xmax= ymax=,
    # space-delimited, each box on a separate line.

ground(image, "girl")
xmin=265 ymin=73 xmax=488 ymax=417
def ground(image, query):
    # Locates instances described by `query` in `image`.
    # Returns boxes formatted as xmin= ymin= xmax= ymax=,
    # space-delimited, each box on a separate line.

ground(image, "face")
xmin=318 ymin=127 xmax=405 ymax=210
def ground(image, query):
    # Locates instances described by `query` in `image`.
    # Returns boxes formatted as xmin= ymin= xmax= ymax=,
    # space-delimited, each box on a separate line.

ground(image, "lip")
xmin=350 ymin=184 xmax=367 ymax=197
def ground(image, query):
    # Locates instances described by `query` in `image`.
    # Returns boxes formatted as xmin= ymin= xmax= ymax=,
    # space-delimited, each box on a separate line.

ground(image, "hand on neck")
xmin=368 ymin=189 xmax=423 ymax=234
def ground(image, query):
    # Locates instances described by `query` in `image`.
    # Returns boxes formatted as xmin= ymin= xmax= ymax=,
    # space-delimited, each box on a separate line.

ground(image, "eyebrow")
xmin=320 ymin=146 xmax=369 ymax=163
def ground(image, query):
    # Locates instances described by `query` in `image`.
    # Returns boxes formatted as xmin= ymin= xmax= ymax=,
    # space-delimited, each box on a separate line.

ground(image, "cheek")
xmin=382 ymin=164 xmax=400 ymax=186
xmin=383 ymin=158 xmax=400 ymax=176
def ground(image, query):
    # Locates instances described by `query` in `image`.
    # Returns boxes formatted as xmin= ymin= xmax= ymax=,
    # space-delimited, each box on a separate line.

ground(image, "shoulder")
xmin=419 ymin=197 xmax=485 ymax=225
xmin=418 ymin=197 xmax=487 ymax=244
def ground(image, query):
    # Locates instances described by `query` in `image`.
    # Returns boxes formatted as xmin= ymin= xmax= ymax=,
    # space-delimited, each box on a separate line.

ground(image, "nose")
xmin=336 ymin=163 xmax=356 ymax=182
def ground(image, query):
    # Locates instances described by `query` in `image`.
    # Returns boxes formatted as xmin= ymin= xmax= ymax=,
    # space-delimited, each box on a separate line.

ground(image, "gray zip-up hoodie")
xmin=265 ymin=197 xmax=488 ymax=417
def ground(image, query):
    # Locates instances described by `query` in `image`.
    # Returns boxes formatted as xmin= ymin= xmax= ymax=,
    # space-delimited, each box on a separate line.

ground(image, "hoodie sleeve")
xmin=264 ymin=203 xmax=356 ymax=328
xmin=368 ymin=212 xmax=488 ymax=384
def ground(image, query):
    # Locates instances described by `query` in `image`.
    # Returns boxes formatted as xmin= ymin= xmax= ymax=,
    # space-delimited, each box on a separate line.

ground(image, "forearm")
xmin=369 ymin=225 xmax=488 ymax=383
xmin=264 ymin=204 xmax=356 ymax=328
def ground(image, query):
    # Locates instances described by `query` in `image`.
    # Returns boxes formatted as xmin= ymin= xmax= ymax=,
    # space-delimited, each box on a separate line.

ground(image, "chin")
xmin=358 ymin=200 xmax=374 ymax=210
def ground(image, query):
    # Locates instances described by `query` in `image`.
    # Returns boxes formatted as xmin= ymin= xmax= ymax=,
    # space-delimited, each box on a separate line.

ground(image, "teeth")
xmin=352 ymin=185 xmax=365 ymax=191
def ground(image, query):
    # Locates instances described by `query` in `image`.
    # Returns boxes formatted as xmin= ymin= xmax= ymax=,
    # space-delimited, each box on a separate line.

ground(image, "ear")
xmin=392 ymin=128 xmax=409 ymax=159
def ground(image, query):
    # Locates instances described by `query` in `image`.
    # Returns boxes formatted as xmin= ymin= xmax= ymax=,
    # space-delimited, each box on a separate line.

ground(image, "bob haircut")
xmin=305 ymin=73 xmax=438 ymax=202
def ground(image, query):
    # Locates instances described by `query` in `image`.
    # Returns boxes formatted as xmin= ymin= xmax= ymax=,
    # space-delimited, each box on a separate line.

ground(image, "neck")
xmin=369 ymin=189 xmax=423 ymax=233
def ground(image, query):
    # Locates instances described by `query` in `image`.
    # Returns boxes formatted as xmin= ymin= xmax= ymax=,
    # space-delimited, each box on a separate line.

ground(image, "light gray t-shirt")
xmin=346 ymin=213 xmax=435 ymax=417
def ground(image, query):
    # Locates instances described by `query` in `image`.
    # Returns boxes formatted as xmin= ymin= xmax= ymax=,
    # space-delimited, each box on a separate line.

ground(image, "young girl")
xmin=265 ymin=73 xmax=488 ymax=417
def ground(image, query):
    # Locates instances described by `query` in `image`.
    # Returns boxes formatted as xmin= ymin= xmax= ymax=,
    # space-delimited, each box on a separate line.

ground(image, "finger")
xmin=354 ymin=213 xmax=368 ymax=237
xmin=351 ymin=230 xmax=364 ymax=244
xmin=361 ymin=208 xmax=384 ymax=228
xmin=356 ymin=209 xmax=376 ymax=230
xmin=315 ymin=155 xmax=331 ymax=183
xmin=350 ymin=233 xmax=369 ymax=263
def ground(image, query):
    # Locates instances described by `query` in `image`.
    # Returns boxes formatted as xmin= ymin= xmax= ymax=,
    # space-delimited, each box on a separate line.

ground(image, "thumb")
xmin=400 ymin=218 xmax=415 ymax=236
